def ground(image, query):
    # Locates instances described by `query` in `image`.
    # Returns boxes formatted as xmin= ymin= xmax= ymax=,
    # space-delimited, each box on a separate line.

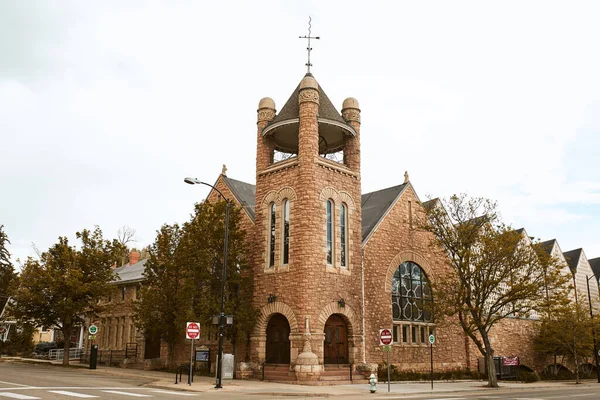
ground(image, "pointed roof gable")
xmin=563 ymin=248 xmax=583 ymax=272
xmin=589 ymin=257 xmax=600 ymax=279
xmin=540 ymin=239 xmax=557 ymax=255
xmin=267 ymin=74 xmax=347 ymax=128
xmin=361 ymin=183 xmax=408 ymax=243
xmin=222 ymin=176 xmax=256 ymax=221
xmin=422 ymin=198 xmax=440 ymax=212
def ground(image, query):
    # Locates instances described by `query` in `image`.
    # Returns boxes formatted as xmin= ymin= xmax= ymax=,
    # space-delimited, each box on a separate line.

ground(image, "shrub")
xmin=377 ymin=363 xmax=484 ymax=382
xmin=34 ymin=341 xmax=58 ymax=355
xmin=519 ymin=370 xmax=540 ymax=382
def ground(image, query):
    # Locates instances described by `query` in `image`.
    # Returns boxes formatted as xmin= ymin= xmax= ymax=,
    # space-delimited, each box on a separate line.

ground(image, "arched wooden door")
xmin=323 ymin=314 xmax=348 ymax=364
xmin=265 ymin=313 xmax=290 ymax=364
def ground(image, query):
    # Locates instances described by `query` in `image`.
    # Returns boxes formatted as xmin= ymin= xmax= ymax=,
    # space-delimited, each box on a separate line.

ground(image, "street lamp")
xmin=184 ymin=177 xmax=230 ymax=389
xmin=586 ymin=274 xmax=600 ymax=383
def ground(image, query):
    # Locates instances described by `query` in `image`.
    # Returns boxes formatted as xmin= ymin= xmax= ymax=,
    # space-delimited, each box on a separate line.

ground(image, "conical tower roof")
xmin=262 ymin=74 xmax=356 ymax=154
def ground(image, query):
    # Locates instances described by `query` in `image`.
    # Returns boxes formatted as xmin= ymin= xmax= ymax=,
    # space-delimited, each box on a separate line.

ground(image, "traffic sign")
xmin=186 ymin=322 xmax=200 ymax=339
xmin=88 ymin=325 xmax=98 ymax=335
xmin=382 ymin=345 xmax=392 ymax=352
xmin=429 ymin=334 xmax=435 ymax=344
xmin=379 ymin=328 xmax=393 ymax=345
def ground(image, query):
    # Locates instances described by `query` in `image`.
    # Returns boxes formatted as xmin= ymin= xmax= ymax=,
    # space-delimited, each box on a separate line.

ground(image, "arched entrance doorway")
xmin=265 ymin=313 xmax=290 ymax=364
xmin=323 ymin=314 xmax=348 ymax=364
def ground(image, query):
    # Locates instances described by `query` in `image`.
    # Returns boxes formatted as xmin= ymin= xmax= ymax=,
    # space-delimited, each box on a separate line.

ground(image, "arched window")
xmin=269 ymin=202 xmax=276 ymax=267
xmin=340 ymin=203 xmax=348 ymax=268
xmin=326 ymin=199 xmax=333 ymax=265
xmin=392 ymin=261 xmax=432 ymax=322
xmin=282 ymin=199 xmax=290 ymax=265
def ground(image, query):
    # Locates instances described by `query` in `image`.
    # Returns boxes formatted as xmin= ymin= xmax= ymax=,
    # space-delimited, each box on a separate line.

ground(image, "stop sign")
xmin=379 ymin=328 xmax=393 ymax=345
xmin=186 ymin=322 xmax=200 ymax=339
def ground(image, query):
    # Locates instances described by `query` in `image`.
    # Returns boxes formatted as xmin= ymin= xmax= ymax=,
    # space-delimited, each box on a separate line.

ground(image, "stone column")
xmin=341 ymin=97 xmax=361 ymax=172
xmin=256 ymin=97 xmax=276 ymax=172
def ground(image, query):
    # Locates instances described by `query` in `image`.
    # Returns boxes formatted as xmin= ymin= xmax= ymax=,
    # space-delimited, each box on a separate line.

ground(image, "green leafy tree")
xmin=9 ymin=227 xmax=116 ymax=365
xmin=0 ymin=225 xmax=16 ymax=312
xmin=134 ymin=200 xmax=256 ymax=367
xmin=422 ymin=195 xmax=570 ymax=387
xmin=534 ymin=301 xmax=597 ymax=383
xmin=133 ymin=223 xmax=187 ymax=366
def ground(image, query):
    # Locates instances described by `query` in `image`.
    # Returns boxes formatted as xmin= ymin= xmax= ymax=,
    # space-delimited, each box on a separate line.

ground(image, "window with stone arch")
xmin=392 ymin=261 xmax=433 ymax=322
xmin=268 ymin=202 xmax=276 ymax=267
xmin=340 ymin=202 xmax=348 ymax=268
xmin=282 ymin=199 xmax=290 ymax=265
xmin=326 ymin=199 xmax=334 ymax=265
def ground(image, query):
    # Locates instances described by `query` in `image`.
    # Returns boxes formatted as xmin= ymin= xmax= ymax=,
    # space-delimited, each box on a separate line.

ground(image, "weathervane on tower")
xmin=299 ymin=17 xmax=320 ymax=73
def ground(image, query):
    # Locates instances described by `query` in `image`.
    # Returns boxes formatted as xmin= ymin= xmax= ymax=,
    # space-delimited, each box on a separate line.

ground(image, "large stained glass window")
xmin=392 ymin=261 xmax=432 ymax=322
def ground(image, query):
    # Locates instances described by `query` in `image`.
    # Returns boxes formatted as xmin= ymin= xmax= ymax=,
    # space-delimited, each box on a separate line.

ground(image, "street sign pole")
xmin=189 ymin=338 xmax=194 ymax=386
xmin=429 ymin=334 xmax=435 ymax=390
xmin=387 ymin=348 xmax=390 ymax=393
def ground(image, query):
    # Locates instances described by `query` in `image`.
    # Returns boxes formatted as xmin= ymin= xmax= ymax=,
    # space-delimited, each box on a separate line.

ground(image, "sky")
xmin=1 ymin=1 xmax=599 ymax=267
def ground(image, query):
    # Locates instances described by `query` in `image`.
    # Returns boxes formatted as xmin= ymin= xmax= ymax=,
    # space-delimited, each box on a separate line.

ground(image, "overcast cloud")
xmin=1 ymin=0 xmax=599 ymax=266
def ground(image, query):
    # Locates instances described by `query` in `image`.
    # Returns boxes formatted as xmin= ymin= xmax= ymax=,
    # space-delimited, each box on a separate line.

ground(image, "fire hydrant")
xmin=369 ymin=373 xmax=378 ymax=393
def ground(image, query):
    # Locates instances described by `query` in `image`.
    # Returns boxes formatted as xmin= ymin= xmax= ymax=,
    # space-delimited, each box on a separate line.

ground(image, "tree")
xmin=0 ymin=225 xmax=16 ymax=312
xmin=133 ymin=223 xmax=187 ymax=366
xmin=422 ymin=194 xmax=569 ymax=387
xmin=114 ymin=225 xmax=137 ymax=266
xmin=134 ymin=200 xmax=256 ymax=367
xmin=9 ymin=227 xmax=117 ymax=365
xmin=534 ymin=301 xmax=595 ymax=383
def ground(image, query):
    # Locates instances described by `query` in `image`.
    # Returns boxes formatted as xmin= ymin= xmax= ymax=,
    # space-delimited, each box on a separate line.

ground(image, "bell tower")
xmin=252 ymin=72 xmax=363 ymax=380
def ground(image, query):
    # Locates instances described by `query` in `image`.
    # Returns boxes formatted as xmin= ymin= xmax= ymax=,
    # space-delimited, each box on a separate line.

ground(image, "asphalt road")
xmin=1 ymin=363 xmax=600 ymax=400
xmin=0 ymin=363 xmax=201 ymax=400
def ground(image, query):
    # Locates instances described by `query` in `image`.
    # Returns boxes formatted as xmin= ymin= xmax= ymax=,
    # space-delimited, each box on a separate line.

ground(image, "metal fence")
xmin=79 ymin=343 xmax=138 ymax=367
xmin=48 ymin=347 xmax=83 ymax=361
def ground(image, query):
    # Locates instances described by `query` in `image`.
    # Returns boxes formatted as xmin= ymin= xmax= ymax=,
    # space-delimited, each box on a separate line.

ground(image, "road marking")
xmin=101 ymin=391 xmax=152 ymax=397
xmin=0 ymin=382 xmax=32 ymax=388
xmin=150 ymin=390 xmax=198 ymax=396
xmin=428 ymin=398 xmax=467 ymax=400
xmin=48 ymin=391 xmax=99 ymax=398
xmin=0 ymin=394 xmax=41 ymax=400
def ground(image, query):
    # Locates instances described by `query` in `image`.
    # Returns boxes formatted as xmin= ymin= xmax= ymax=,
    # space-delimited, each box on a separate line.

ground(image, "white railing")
xmin=48 ymin=347 xmax=83 ymax=360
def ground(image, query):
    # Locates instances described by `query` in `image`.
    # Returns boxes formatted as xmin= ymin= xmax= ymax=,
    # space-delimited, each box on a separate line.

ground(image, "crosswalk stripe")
xmin=101 ymin=391 xmax=152 ymax=397
xmin=0 ymin=394 xmax=41 ymax=400
xmin=150 ymin=390 xmax=198 ymax=396
xmin=48 ymin=390 xmax=99 ymax=398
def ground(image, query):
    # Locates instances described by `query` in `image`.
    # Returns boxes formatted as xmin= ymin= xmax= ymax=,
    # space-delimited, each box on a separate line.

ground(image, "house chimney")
xmin=129 ymin=251 xmax=140 ymax=265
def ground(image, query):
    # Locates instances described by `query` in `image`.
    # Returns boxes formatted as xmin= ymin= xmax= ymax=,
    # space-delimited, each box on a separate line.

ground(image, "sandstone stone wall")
xmin=362 ymin=185 xmax=469 ymax=371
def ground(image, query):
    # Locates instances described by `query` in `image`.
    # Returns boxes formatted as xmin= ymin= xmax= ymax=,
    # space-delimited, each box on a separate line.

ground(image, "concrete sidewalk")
xmin=2 ymin=357 xmax=597 ymax=397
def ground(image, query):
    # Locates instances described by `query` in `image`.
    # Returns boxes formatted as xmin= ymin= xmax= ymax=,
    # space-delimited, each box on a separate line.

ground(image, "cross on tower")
xmin=299 ymin=16 xmax=320 ymax=73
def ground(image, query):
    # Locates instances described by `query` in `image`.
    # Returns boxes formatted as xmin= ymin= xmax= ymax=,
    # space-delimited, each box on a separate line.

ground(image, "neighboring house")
xmin=84 ymin=251 xmax=146 ymax=364
xmin=563 ymin=248 xmax=600 ymax=310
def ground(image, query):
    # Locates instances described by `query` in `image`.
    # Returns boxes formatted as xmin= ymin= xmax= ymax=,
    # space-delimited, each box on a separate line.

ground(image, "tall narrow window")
xmin=269 ymin=202 xmax=276 ymax=267
xmin=340 ymin=203 xmax=347 ymax=267
xmin=326 ymin=199 xmax=333 ymax=265
xmin=282 ymin=199 xmax=290 ymax=265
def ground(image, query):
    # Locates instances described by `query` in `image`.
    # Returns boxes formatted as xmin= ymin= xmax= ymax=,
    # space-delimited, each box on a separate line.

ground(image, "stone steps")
xmin=262 ymin=364 xmax=296 ymax=381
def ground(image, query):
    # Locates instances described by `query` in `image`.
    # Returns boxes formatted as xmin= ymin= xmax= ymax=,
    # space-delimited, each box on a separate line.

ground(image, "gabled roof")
xmin=540 ymin=239 xmax=557 ymax=255
xmin=361 ymin=183 xmax=408 ymax=243
xmin=219 ymin=176 xmax=410 ymax=244
xmin=589 ymin=257 xmax=600 ymax=279
xmin=563 ymin=248 xmax=583 ymax=272
xmin=421 ymin=198 xmax=439 ymax=212
xmin=266 ymin=73 xmax=347 ymax=128
xmin=223 ymin=176 xmax=256 ymax=221
xmin=112 ymin=259 xmax=147 ymax=284
xmin=515 ymin=228 xmax=525 ymax=235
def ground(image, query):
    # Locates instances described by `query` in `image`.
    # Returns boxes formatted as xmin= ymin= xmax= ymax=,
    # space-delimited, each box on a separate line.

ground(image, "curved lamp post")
xmin=184 ymin=177 xmax=230 ymax=389
xmin=586 ymin=274 xmax=600 ymax=383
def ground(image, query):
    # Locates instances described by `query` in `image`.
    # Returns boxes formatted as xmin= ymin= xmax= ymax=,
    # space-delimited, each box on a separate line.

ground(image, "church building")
xmin=205 ymin=72 xmax=486 ymax=381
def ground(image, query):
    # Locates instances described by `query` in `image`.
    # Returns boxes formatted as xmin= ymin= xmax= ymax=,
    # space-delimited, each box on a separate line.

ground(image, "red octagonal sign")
xmin=186 ymin=322 xmax=200 ymax=339
xmin=379 ymin=328 xmax=393 ymax=345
